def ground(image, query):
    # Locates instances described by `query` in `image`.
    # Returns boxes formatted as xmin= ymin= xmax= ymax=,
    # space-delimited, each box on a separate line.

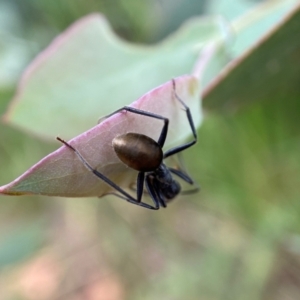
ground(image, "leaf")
xmin=203 ymin=0 xmax=300 ymax=111
xmin=0 ymin=75 xmax=201 ymax=197
xmin=3 ymin=13 xmax=227 ymax=140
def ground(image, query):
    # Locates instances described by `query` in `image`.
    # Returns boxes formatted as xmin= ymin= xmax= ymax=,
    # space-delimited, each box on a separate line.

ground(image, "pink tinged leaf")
xmin=0 ymin=75 xmax=201 ymax=197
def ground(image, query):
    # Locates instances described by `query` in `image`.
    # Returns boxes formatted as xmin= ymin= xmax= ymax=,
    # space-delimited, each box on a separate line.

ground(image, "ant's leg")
xmin=103 ymin=173 xmax=162 ymax=210
xmin=168 ymin=168 xmax=193 ymax=184
xmin=105 ymin=173 xmax=163 ymax=209
xmin=105 ymin=171 xmax=145 ymax=202
xmin=168 ymin=168 xmax=200 ymax=195
xmin=153 ymin=179 xmax=167 ymax=208
xmin=167 ymin=153 xmax=199 ymax=194
xmin=98 ymin=106 xmax=169 ymax=148
xmin=145 ymin=175 xmax=161 ymax=209
xmin=57 ymin=137 xmax=158 ymax=210
xmin=166 ymin=152 xmax=193 ymax=184
xmin=136 ymin=171 xmax=145 ymax=202
xmin=165 ymin=138 xmax=199 ymax=194
xmin=164 ymin=79 xmax=197 ymax=159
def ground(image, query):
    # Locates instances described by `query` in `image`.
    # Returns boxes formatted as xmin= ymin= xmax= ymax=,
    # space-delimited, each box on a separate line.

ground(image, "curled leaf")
xmin=0 ymin=75 xmax=201 ymax=197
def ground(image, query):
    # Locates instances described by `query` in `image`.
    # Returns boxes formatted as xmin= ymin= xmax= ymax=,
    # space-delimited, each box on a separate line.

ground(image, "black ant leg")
xmin=167 ymin=153 xmax=194 ymax=185
xmin=105 ymin=172 xmax=146 ymax=202
xmin=136 ymin=171 xmax=145 ymax=201
xmin=163 ymin=79 xmax=197 ymax=159
xmin=168 ymin=168 xmax=200 ymax=195
xmin=56 ymin=137 xmax=159 ymax=210
xmin=106 ymin=173 xmax=164 ymax=209
xmin=168 ymin=168 xmax=193 ymax=184
xmin=153 ymin=179 xmax=167 ymax=207
xmin=145 ymin=175 xmax=162 ymax=209
xmin=163 ymin=80 xmax=199 ymax=193
xmin=100 ymin=106 xmax=169 ymax=148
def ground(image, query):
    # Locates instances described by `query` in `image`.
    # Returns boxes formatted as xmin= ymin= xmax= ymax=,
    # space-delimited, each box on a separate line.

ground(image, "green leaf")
xmin=0 ymin=76 xmax=201 ymax=197
xmin=203 ymin=1 xmax=300 ymax=111
xmin=3 ymin=14 xmax=227 ymax=140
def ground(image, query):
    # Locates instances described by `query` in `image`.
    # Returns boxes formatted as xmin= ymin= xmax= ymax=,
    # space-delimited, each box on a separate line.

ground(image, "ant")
xmin=57 ymin=79 xmax=198 ymax=210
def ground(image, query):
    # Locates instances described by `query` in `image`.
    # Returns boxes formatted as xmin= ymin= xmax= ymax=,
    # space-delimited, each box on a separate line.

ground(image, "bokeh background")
xmin=1 ymin=0 xmax=300 ymax=299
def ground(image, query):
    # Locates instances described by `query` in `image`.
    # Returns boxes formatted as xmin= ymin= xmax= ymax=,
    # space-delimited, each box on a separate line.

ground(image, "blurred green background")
xmin=1 ymin=0 xmax=300 ymax=299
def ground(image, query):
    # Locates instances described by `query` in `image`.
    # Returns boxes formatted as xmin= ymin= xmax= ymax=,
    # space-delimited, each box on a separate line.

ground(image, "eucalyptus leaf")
xmin=204 ymin=1 xmax=300 ymax=112
xmin=0 ymin=75 xmax=201 ymax=197
xmin=3 ymin=14 xmax=226 ymax=140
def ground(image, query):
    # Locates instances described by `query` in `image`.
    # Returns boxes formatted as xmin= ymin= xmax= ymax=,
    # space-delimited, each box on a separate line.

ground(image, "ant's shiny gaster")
xmin=57 ymin=79 xmax=198 ymax=210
